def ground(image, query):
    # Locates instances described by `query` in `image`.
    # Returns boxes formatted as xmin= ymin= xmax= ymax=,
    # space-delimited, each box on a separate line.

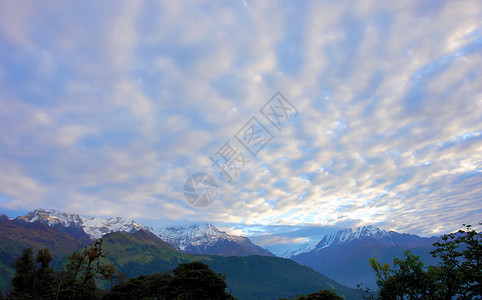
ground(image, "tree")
xmin=33 ymin=248 xmax=56 ymax=299
xmin=10 ymin=248 xmax=35 ymax=299
xmin=362 ymin=224 xmax=481 ymax=299
xmin=368 ymin=251 xmax=440 ymax=299
xmin=57 ymin=239 xmax=118 ymax=300
xmin=166 ymin=260 xmax=234 ymax=300
xmin=431 ymin=223 xmax=481 ymax=299
xmin=281 ymin=289 xmax=344 ymax=299
xmin=105 ymin=260 xmax=234 ymax=300
xmin=103 ymin=272 xmax=172 ymax=300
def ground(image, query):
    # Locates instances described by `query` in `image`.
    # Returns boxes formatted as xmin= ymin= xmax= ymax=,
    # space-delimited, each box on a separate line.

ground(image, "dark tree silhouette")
xmin=57 ymin=239 xmax=117 ymax=300
xmin=166 ymin=260 xmax=234 ymax=300
xmin=33 ymin=249 xmax=56 ymax=300
xmin=103 ymin=272 xmax=172 ymax=300
xmin=280 ymin=289 xmax=343 ymax=299
xmin=10 ymin=248 xmax=35 ymax=299
xmin=361 ymin=224 xmax=481 ymax=299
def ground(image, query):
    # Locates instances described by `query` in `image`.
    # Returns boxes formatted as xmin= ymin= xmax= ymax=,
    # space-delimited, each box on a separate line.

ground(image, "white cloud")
xmin=0 ymin=0 xmax=480 ymax=237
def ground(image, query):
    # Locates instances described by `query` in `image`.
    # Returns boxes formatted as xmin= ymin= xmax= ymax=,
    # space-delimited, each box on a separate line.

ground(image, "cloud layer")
xmin=0 ymin=0 xmax=481 ymax=237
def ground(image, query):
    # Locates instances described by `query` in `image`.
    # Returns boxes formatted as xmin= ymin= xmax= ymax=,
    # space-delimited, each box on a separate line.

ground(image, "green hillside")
xmin=98 ymin=231 xmax=361 ymax=299
xmin=0 ymin=222 xmax=360 ymax=299
xmin=0 ymin=219 xmax=88 ymax=290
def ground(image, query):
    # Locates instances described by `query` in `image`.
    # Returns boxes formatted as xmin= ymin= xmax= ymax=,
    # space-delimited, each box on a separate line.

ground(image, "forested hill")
xmin=0 ymin=217 xmax=360 ymax=299
xmin=97 ymin=231 xmax=361 ymax=299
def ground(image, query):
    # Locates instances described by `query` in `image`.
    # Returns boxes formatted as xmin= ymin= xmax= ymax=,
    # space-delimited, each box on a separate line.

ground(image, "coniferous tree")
xmin=10 ymin=248 xmax=35 ymax=299
xmin=33 ymin=248 xmax=56 ymax=299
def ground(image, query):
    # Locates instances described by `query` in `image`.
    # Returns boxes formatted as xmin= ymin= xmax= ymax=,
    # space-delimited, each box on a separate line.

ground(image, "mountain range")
xmin=288 ymin=225 xmax=440 ymax=289
xmin=2 ymin=208 xmax=444 ymax=294
xmin=16 ymin=209 xmax=274 ymax=257
xmin=0 ymin=211 xmax=360 ymax=299
xmin=153 ymin=224 xmax=275 ymax=257
xmin=18 ymin=208 xmax=145 ymax=240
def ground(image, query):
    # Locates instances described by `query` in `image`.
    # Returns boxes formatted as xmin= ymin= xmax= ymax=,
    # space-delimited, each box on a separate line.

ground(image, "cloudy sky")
xmin=0 ymin=0 xmax=481 ymax=245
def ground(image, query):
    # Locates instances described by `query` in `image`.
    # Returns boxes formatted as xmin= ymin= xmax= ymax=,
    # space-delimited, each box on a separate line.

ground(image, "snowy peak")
xmin=154 ymin=224 xmax=274 ymax=257
xmin=281 ymin=225 xmax=392 ymax=258
xmin=19 ymin=208 xmax=83 ymax=227
xmin=281 ymin=240 xmax=320 ymax=258
xmin=18 ymin=208 xmax=146 ymax=240
xmin=314 ymin=225 xmax=391 ymax=250
xmin=15 ymin=209 xmax=274 ymax=257
xmin=82 ymin=216 xmax=145 ymax=240
xmin=155 ymin=224 xmax=243 ymax=250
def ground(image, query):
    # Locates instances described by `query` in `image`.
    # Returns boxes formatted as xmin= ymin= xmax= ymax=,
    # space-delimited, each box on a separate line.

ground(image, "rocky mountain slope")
xmin=289 ymin=225 xmax=440 ymax=289
xmin=154 ymin=224 xmax=275 ymax=257
xmin=15 ymin=209 xmax=275 ymax=257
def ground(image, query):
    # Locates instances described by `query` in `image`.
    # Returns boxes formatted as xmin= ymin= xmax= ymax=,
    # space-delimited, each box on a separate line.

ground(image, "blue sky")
xmin=0 ymin=1 xmax=481 ymax=243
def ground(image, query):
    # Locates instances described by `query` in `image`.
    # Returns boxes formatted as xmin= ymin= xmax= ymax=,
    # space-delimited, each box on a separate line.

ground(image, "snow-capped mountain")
xmin=16 ymin=209 xmax=275 ymax=257
xmin=281 ymin=239 xmax=320 ymax=258
xmin=280 ymin=225 xmax=391 ymax=258
xmin=154 ymin=224 xmax=275 ymax=257
xmin=312 ymin=225 xmax=392 ymax=251
xmin=18 ymin=208 xmax=146 ymax=240
xmin=289 ymin=225 xmax=439 ymax=290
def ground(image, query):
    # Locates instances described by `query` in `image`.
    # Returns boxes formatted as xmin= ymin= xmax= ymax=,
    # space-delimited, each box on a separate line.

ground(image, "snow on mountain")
xmin=20 ymin=208 xmax=83 ymax=227
xmin=17 ymin=209 xmax=273 ymax=256
xmin=81 ymin=216 xmax=145 ymax=240
xmin=153 ymin=224 xmax=275 ymax=257
xmin=283 ymin=225 xmax=392 ymax=258
xmin=18 ymin=208 xmax=146 ymax=240
xmin=313 ymin=225 xmax=391 ymax=250
xmin=154 ymin=224 xmax=247 ymax=251
xmin=289 ymin=226 xmax=439 ymax=290
xmin=281 ymin=239 xmax=320 ymax=258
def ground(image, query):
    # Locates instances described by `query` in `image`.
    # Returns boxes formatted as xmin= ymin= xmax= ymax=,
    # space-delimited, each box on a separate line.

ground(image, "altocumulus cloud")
xmin=0 ymin=0 xmax=480 ymax=236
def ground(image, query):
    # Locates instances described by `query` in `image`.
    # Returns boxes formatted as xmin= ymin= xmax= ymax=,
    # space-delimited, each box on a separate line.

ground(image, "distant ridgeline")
xmin=1 ymin=209 xmax=449 ymax=297
xmin=0 ymin=213 xmax=360 ymax=299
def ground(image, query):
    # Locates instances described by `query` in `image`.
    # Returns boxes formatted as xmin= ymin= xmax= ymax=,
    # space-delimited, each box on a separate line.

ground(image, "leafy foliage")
xmin=166 ymin=260 xmax=234 ymax=300
xmin=103 ymin=272 xmax=172 ymax=300
xmin=56 ymin=239 xmax=119 ymax=300
xmin=6 ymin=240 xmax=119 ymax=300
xmin=360 ymin=224 xmax=481 ymax=299
xmin=104 ymin=261 xmax=234 ymax=300
xmin=281 ymin=289 xmax=344 ymax=299
xmin=431 ymin=224 xmax=482 ymax=298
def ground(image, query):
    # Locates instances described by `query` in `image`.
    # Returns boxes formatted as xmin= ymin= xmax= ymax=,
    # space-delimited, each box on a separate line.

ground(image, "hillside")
xmin=0 ymin=218 xmax=89 ymax=290
xmin=0 ymin=219 xmax=360 ymax=299
xmin=95 ymin=231 xmax=361 ymax=299
xmin=18 ymin=209 xmax=275 ymax=257
xmin=290 ymin=226 xmax=440 ymax=289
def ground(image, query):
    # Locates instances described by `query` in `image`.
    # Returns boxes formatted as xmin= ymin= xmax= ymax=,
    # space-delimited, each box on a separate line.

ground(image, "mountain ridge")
xmin=154 ymin=224 xmax=276 ymax=257
xmin=16 ymin=209 xmax=275 ymax=257
xmin=17 ymin=208 xmax=145 ymax=240
xmin=289 ymin=226 xmax=440 ymax=290
xmin=97 ymin=231 xmax=361 ymax=299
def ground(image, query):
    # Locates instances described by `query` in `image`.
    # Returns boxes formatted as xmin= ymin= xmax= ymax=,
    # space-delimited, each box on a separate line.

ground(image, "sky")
xmin=0 ymin=0 xmax=481 ymax=247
